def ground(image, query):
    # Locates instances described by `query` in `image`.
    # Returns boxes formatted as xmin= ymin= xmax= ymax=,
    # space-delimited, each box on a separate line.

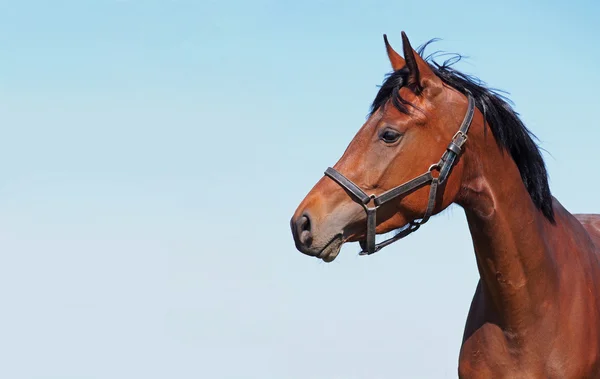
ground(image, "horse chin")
xmin=318 ymin=234 xmax=344 ymax=262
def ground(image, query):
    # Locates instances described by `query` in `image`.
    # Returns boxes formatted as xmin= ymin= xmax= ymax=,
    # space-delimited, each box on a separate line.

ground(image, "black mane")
xmin=370 ymin=41 xmax=555 ymax=222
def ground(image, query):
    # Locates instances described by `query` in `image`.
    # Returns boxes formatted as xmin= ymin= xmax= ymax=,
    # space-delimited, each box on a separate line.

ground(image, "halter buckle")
xmin=452 ymin=130 xmax=468 ymax=148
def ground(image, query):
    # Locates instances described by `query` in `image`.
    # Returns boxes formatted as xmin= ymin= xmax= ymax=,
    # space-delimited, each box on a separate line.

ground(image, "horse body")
xmin=445 ymin=92 xmax=600 ymax=377
xmin=450 ymin=101 xmax=600 ymax=376
xmin=460 ymin=207 xmax=600 ymax=378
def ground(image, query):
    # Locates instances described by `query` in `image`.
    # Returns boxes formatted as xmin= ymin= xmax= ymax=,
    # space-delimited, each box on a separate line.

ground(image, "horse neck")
xmin=456 ymin=117 xmax=559 ymax=331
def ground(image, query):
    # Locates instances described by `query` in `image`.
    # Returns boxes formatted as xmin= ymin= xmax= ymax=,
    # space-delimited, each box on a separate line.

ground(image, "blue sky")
xmin=0 ymin=1 xmax=599 ymax=378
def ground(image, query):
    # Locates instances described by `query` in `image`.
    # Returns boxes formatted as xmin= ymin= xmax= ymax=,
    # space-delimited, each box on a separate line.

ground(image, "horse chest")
xmin=458 ymin=324 xmax=520 ymax=378
xmin=458 ymin=322 xmax=600 ymax=379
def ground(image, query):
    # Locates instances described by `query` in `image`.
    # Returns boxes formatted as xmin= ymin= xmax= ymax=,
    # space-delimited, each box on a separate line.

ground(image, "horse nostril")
xmin=297 ymin=214 xmax=313 ymax=247
xmin=300 ymin=214 xmax=310 ymax=232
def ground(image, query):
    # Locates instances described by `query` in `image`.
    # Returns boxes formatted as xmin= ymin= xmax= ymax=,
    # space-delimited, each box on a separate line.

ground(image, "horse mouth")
xmin=318 ymin=234 xmax=344 ymax=262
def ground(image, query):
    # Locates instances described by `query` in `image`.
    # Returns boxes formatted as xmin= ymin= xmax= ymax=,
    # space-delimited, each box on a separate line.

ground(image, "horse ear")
xmin=383 ymin=34 xmax=405 ymax=71
xmin=401 ymin=31 xmax=441 ymax=95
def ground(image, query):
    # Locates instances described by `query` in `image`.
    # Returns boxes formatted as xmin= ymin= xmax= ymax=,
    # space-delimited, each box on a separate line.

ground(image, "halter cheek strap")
xmin=324 ymin=95 xmax=475 ymax=255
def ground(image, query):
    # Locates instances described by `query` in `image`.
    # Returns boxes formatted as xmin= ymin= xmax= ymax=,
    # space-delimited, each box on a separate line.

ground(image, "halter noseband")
xmin=324 ymin=95 xmax=475 ymax=255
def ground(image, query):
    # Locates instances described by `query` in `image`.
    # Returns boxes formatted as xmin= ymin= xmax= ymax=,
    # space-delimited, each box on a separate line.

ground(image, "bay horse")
xmin=290 ymin=32 xmax=600 ymax=378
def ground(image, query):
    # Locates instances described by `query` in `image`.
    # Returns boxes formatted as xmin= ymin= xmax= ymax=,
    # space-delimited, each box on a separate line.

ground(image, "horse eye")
xmin=380 ymin=129 xmax=402 ymax=143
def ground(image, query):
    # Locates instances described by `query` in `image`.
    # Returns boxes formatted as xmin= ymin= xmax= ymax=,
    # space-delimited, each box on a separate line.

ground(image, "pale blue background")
xmin=1 ymin=1 xmax=599 ymax=378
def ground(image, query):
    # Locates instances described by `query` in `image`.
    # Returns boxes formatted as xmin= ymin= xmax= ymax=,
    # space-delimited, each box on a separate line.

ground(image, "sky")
xmin=0 ymin=0 xmax=599 ymax=378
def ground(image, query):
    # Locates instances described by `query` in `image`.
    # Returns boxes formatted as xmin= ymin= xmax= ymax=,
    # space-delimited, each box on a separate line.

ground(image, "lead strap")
xmin=365 ymin=207 xmax=377 ymax=255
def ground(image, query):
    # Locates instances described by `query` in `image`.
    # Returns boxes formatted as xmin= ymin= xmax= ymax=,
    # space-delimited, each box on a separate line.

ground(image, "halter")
xmin=324 ymin=95 xmax=475 ymax=255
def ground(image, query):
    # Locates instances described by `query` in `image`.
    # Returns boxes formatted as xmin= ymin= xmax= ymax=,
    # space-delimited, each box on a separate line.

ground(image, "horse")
xmin=290 ymin=32 xmax=600 ymax=378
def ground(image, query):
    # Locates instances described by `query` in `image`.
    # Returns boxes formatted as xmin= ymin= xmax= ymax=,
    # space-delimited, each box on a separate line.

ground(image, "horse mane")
xmin=369 ymin=40 xmax=555 ymax=223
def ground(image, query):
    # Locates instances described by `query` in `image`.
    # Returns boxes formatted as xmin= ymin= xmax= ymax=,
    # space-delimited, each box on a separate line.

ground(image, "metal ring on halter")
xmin=360 ymin=195 xmax=379 ymax=212
xmin=428 ymin=163 xmax=441 ymax=173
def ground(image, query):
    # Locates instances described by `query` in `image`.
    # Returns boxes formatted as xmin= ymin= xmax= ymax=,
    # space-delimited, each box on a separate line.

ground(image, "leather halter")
xmin=324 ymin=95 xmax=475 ymax=255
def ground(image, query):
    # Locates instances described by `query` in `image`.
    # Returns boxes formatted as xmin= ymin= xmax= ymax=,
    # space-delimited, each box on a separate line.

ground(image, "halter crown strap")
xmin=439 ymin=95 xmax=475 ymax=184
xmin=323 ymin=94 xmax=475 ymax=256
